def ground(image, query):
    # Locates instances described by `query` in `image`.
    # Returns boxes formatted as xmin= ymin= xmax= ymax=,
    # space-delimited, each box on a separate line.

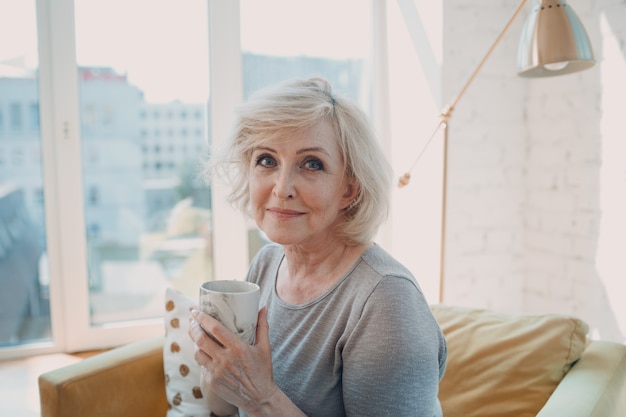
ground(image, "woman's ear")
xmin=341 ymin=179 xmax=360 ymax=210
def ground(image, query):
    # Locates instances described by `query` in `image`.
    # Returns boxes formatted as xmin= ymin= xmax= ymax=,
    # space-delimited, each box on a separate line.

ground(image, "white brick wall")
xmin=442 ymin=0 xmax=625 ymax=342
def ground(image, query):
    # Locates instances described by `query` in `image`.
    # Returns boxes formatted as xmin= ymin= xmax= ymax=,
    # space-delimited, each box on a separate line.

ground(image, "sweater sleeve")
xmin=341 ymin=276 xmax=445 ymax=417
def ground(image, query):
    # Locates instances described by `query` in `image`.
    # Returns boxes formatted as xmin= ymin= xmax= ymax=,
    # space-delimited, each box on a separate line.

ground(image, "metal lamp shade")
xmin=517 ymin=0 xmax=594 ymax=77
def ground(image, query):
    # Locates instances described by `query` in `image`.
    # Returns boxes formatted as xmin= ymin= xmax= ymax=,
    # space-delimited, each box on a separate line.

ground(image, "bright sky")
xmin=240 ymin=0 xmax=371 ymax=58
xmin=0 ymin=0 xmax=38 ymax=68
xmin=1 ymin=0 xmax=371 ymax=103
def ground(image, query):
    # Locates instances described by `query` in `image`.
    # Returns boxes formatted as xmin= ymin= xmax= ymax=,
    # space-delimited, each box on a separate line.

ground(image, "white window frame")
xmin=208 ymin=0 xmax=249 ymax=283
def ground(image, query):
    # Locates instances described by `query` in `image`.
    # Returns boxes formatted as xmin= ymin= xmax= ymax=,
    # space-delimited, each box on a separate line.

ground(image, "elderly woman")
xmin=189 ymin=78 xmax=447 ymax=417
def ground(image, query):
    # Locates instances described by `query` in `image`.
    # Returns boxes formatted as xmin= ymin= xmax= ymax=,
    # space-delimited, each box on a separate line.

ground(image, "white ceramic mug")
xmin=199 ymin=280 xmax=260 ymax=416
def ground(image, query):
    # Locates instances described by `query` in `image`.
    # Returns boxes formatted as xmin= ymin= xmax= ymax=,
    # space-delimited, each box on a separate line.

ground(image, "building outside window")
xmin=12 ymin=148 xmax=23 ymax=166
xmin=9 ymin=102 xmax=22 ymax=131
xmin=29 ymin=102 xmax=39 ymax=131
xmin=87 ymin=186 xmax=99 ymax=206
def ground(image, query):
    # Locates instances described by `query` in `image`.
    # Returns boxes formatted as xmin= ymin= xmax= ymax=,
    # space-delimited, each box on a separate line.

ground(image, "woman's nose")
xmin=273 ymin=168 xmax=296 ymax=199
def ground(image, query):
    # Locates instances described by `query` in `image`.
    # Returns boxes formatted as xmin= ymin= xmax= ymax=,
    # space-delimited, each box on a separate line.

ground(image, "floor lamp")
xmin=398 ymin=0 xmax=595 ymax=303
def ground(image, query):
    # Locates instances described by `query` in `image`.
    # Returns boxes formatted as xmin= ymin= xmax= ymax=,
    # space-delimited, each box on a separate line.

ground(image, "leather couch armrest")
xmin=537 ymin=340 xmax=626 ymax=417
xmin=39 ymin=336 xmax=167 ymax=417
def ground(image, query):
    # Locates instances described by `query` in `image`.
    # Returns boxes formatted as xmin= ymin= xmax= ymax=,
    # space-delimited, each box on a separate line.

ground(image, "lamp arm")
xmin=398 ymin=0 xmax=529 ymax=187
xmin=445 ymin=0 xmax=529 ymax=116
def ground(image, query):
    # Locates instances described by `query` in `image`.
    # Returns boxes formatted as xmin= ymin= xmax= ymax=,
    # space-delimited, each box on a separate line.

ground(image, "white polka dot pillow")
xmin=164 ymin=287 xmax=212 ymax=417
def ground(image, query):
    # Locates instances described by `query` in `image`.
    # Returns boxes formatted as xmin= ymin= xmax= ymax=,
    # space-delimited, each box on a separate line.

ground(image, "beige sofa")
xmin=39 ymin=304 xmax=626 ymax=417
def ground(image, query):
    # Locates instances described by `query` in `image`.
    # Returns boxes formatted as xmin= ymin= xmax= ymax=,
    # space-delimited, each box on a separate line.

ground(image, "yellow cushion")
xmin=432 ymin=304 xmax=588 ymax=417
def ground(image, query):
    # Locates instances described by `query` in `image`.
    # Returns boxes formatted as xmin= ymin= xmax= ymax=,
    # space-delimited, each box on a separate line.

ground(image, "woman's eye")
xmin=304 ymin=159 xmax=324 ymax=171
xmin=255 ymin=154 xmax=276 ymax=168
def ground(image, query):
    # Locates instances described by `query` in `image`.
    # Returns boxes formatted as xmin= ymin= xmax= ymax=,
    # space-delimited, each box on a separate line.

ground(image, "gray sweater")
xmin=243 ymin=243 xmax=447 ymax=417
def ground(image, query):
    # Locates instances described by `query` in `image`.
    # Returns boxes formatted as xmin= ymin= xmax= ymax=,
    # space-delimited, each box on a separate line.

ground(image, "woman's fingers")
xmin=255 ymin=307 xmax=271 ymax=357
xmin=189 ymin=309 xmax=245 ymax=351
xmin=188 ymin=306 xmax=279 ymax=412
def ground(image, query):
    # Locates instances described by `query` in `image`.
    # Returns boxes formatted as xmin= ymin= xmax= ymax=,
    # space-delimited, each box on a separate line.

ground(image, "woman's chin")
xmin=264 ymin=234 xmax=300 ymax=246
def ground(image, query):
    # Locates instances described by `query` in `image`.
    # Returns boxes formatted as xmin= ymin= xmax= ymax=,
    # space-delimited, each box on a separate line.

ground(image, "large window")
xmin=0 ymin=0 xmax=445 ymax=359
xmin=0 ymin=0 xmax=214 ymax=357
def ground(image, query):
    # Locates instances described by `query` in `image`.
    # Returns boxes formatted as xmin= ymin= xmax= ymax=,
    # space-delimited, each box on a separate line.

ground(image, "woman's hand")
xmin=189 ymin=307 xmax=279 ymax=414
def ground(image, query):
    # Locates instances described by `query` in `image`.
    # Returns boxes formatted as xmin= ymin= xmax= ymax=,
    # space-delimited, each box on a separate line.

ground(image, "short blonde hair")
xmin=206 ymin=78 xmax=392 ymax=245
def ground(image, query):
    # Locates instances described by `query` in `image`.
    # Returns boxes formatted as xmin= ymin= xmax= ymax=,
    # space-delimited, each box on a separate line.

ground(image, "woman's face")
xmin=248 ymin=120 xmax=358 ymax=247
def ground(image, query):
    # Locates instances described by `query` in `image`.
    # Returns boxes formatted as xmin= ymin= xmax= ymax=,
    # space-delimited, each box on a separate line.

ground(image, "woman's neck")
xmin=276 ymin=241 xmax=370 ymax=305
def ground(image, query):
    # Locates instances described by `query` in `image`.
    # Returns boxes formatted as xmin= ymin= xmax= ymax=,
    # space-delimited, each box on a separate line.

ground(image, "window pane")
xmin=74 ymin=0 xmax=211 ymax=325
xmin=0 ymin=0 xmax=51 ymax=347
xmin=241 ymin=0 xmax=372 ymax=106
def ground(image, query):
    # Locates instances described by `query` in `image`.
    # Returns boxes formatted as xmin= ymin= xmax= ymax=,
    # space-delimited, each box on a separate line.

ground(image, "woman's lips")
xmin=267 ymin=207 xmax=304 ymax=219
